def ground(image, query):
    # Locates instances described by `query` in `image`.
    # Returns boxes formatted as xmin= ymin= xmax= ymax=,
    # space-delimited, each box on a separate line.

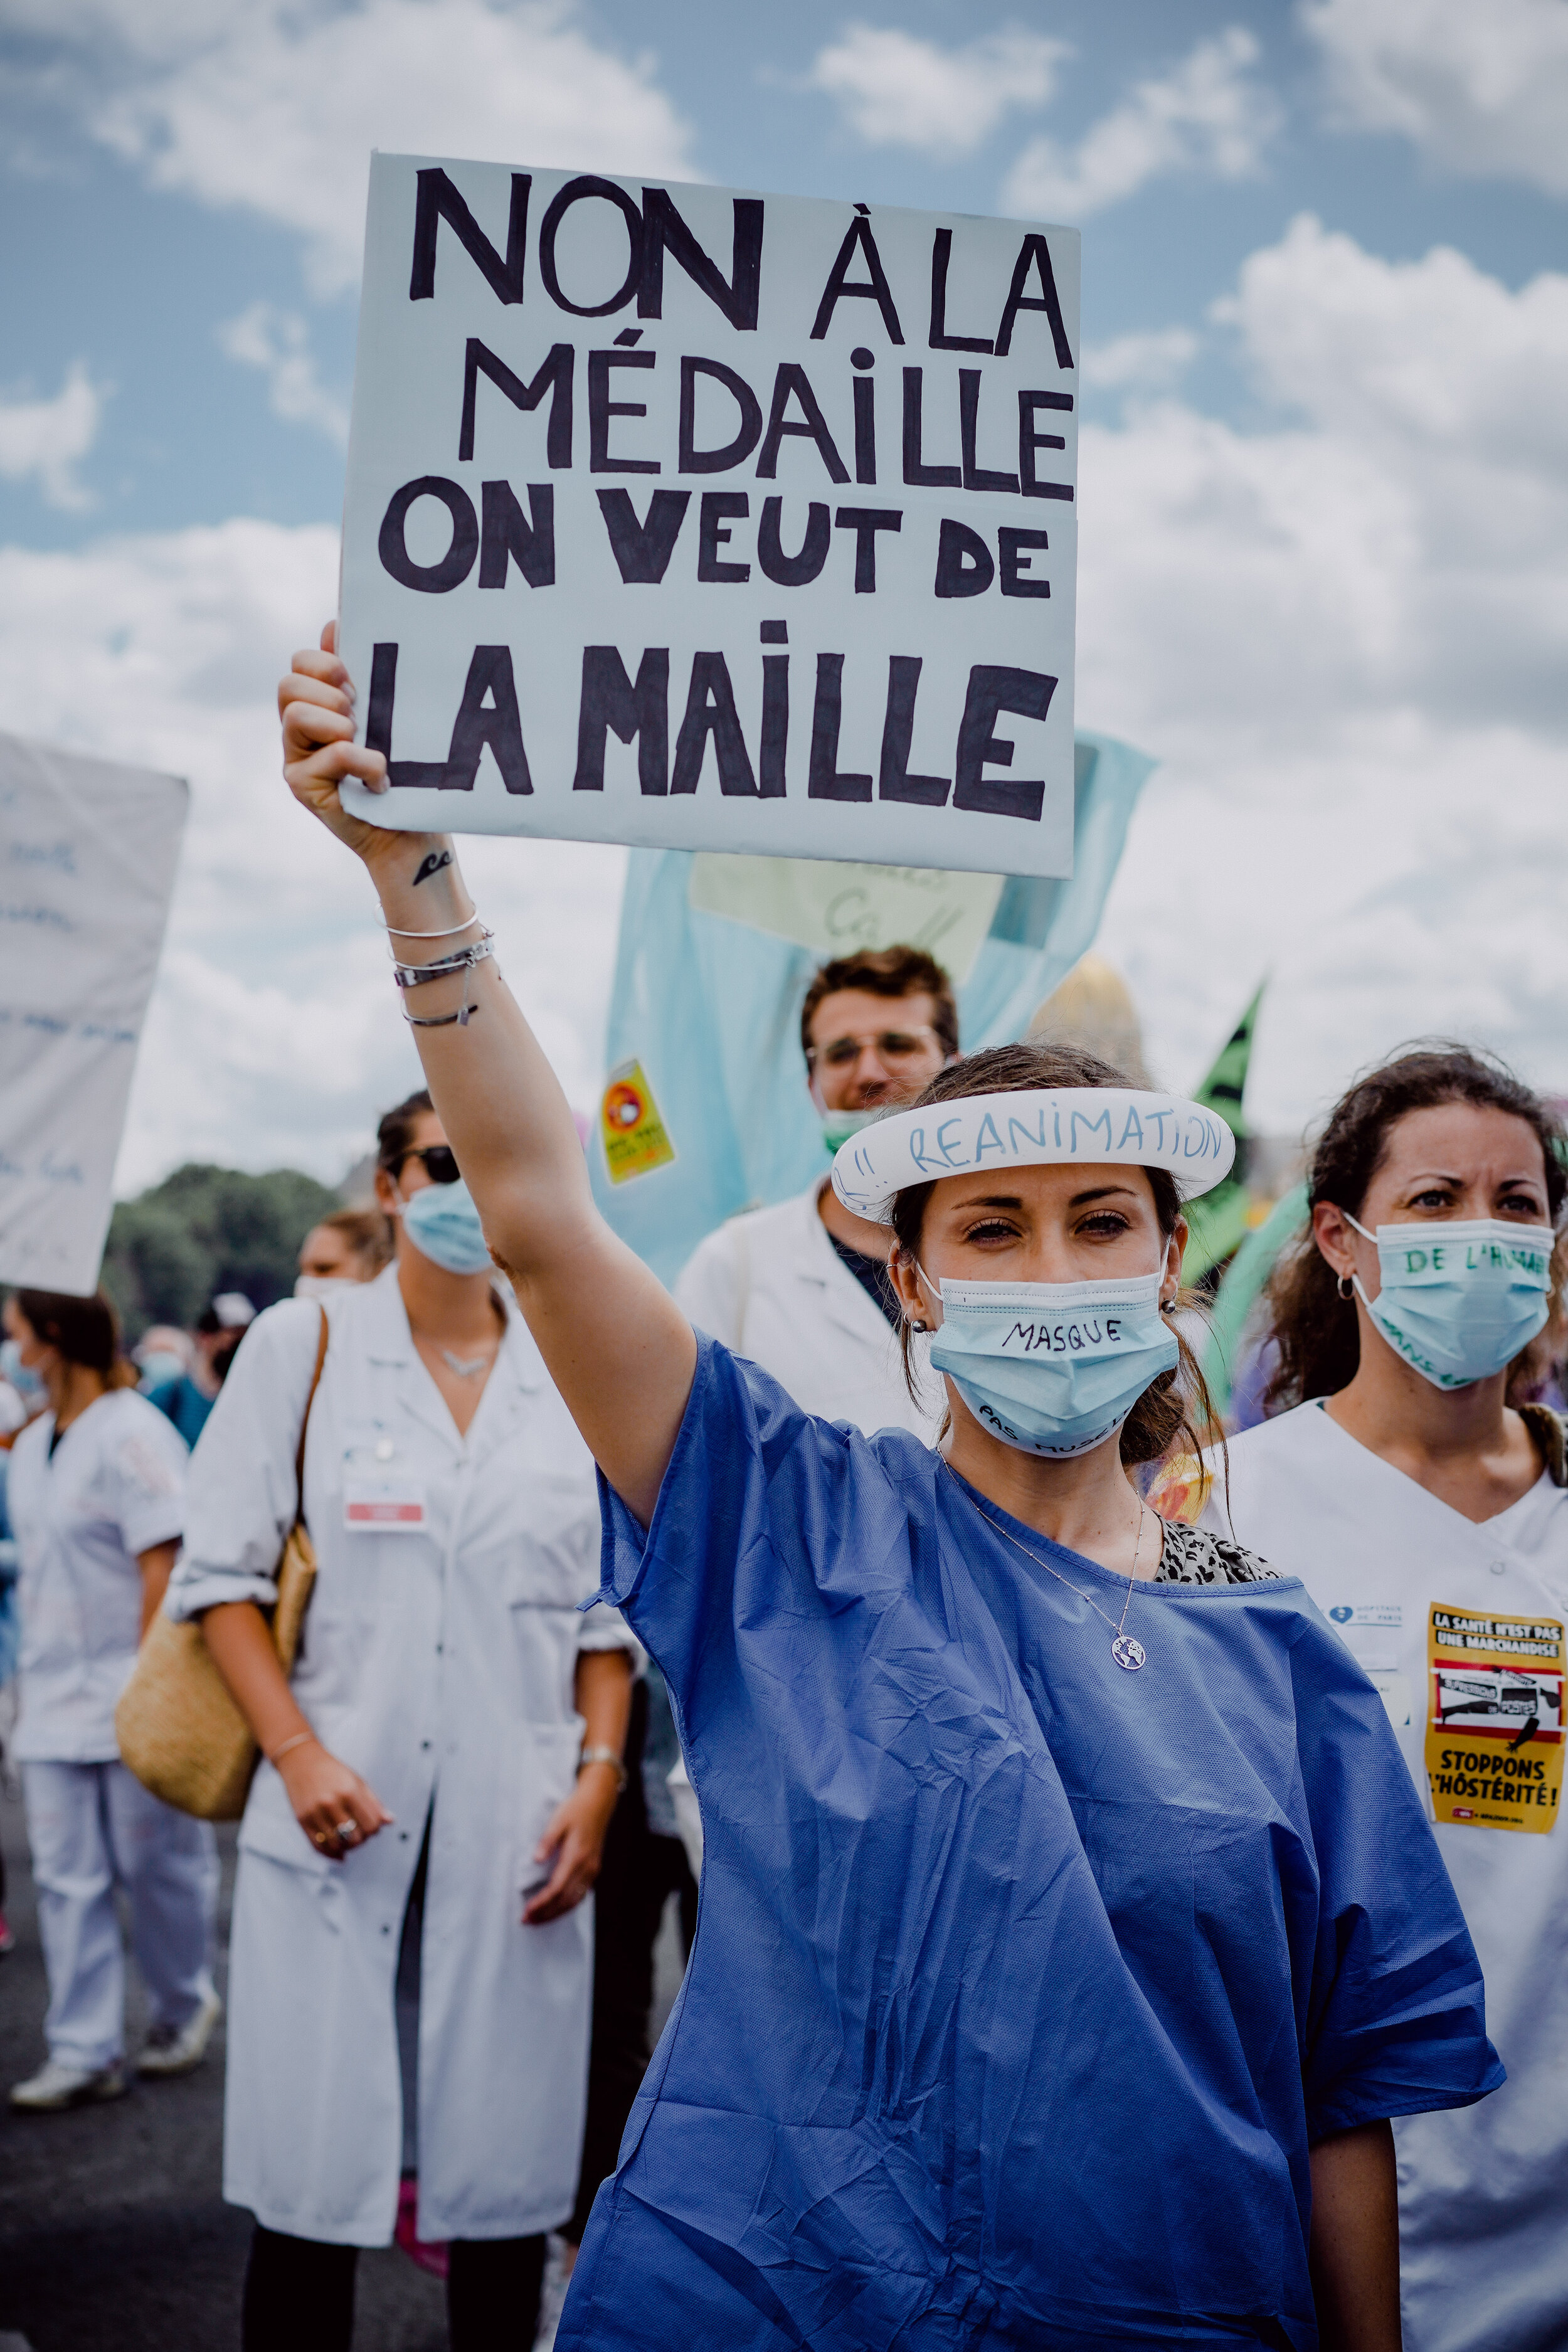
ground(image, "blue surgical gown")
xmin=559 ymin=1339 xmax=1501 ymax=2350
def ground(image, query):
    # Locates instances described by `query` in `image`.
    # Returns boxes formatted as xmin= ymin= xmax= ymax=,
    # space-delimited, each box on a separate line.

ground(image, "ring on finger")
xmin=335 ymin=1820 xmax=359 ymax=1843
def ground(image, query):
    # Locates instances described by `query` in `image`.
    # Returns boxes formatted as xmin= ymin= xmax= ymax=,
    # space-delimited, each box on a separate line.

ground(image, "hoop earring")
xmin=1337 ymin=1273 xmax=1355 ymax=1301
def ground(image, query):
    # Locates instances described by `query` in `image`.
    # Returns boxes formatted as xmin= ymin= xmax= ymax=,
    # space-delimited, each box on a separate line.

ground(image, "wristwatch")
xmin=578 ymin=1745 xmax=629 ymax=1792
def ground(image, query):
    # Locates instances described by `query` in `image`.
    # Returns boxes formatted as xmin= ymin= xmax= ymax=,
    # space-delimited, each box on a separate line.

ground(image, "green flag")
xmin=1197 ymin=982 xmax=1265 ymax=1140
xmin=1180 ymin=983 xmax=1265 ymax=1285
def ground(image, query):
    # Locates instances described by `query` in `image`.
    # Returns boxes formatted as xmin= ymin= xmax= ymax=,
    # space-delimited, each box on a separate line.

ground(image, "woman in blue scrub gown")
xmin=279 ymin=642 xmax=1501 ymax=2352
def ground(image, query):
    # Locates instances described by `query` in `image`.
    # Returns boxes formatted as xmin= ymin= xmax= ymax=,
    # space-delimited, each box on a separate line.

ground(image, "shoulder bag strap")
xmin=293 ymin=1307 xmax=330 ymax=1532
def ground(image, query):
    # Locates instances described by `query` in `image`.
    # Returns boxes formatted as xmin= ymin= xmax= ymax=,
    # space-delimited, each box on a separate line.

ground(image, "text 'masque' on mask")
xmin=921 ymin=1266 xmax=1178 ymax=1459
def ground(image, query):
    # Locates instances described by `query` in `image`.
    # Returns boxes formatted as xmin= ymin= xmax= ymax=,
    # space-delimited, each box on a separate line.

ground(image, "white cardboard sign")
xmin=0 ymin=733 xmax=187 ymax=1297
xmin=339 ymin=156 xmax=1079 ymax=879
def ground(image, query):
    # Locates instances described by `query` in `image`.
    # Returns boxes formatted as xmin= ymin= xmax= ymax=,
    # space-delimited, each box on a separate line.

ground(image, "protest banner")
xmin=339 ymin=157 xmax=1079 ymax=878
xmin=0 ymin=734 xmax=187 ymax=1296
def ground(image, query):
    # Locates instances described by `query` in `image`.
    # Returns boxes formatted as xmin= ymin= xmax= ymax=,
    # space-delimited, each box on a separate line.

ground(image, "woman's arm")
xmin=137 ymin=1540 xmax=178 ymax=1639
xmin=280 ymin=628 xmax=694 ymax=1525
xmin=523 ymin=1648 xmax=635 ymax=1926
xmin=1308 ymin=2120 xmax=1401 ymax=2352
xmin=201 ymin=1599 xmax=393 ymax=1858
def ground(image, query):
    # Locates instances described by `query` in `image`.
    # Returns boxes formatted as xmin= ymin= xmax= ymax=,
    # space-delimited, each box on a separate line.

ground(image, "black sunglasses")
xmin=388 ymin=1145 xmax=461 ymax=1185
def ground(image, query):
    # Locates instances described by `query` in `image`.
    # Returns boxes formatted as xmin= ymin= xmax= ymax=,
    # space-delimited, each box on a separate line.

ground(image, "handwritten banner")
xmin=339 ymin=157 xmax=1079 ymax=878
xmin=0 ymin=734 xmax=187 ymax=1296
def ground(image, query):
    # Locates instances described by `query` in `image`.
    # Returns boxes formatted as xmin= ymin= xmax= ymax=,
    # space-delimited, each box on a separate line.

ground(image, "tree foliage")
xmin=103 ymin=1164 xmax=342 ymax=1340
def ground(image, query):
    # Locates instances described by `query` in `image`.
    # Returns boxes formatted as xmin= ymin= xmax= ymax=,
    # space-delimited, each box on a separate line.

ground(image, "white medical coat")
xmin=9 ymin=1388 xmax=186 ymax=1763
xmin=1201 ymin=1401 xmax=1568 ymax=2352
xmin=674 ymin=1182 xmax=934 ymax=1438
xmin=167 ymin=1267 xmax=635 ymax=2247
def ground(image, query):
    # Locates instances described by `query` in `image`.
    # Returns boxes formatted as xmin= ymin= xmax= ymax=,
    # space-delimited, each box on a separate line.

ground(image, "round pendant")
xmin=1111 ymin=1634 xmax=1146 ymax=1673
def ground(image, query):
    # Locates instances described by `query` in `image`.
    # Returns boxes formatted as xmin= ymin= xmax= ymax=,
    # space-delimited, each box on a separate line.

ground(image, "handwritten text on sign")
xmin=339 ymin=159 xmax=1079 ymax=878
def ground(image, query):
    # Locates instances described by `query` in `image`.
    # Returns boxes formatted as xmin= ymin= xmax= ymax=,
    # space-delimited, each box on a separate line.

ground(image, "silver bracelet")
xmin=578 ymin=1745 xmax=629 ymax=1793
xmin=392 ymin=930 xmax=496 ymax=1027
xmin=390 ymin=931 xmax=495 ymax=989
xmin=384 ymin=908 xmax=481 ymax=938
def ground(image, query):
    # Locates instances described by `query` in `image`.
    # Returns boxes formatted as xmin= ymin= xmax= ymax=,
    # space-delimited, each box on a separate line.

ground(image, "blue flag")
xmin=590 ymin=731 xmax=1155 ymax=1285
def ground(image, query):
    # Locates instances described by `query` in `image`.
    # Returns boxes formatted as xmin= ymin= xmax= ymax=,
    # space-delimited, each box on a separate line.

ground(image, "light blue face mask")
xmin=0 ymin=1337 xmax=45 ymax=1403
xmin=922 ymin=1266 xmax=1178 ymax=1459
xmin=401 ymin=1177 xmax=494 ymax=1276
xmin=1347 ymin=1214 xmax=1554 ymax=1391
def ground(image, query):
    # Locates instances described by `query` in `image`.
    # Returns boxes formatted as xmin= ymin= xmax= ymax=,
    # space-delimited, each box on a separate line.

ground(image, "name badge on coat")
xmin=341 ymin=1436 xmax=428 ymax=1534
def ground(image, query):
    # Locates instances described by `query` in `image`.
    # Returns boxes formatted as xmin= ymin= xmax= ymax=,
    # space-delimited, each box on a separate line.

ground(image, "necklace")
xmin=438 ymin=1345 xmax=495 ymax=1379
xmin=956 ymin=1478 xmax=1155 ymax=1671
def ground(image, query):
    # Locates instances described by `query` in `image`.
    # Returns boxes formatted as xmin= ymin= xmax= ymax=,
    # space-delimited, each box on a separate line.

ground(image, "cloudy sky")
xmin=2 ymin=0 xmax=1565 ymax=1188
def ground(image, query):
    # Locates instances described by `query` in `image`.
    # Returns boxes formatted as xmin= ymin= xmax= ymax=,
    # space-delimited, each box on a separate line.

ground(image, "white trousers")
xmin=22 ymin=1759 xmax=218 ymax=2071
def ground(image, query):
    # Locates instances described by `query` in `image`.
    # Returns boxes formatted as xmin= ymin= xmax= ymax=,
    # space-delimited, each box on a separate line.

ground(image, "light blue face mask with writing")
xmin=1347 ymin=1214 xmax=1554 ymax=1391
xmin=400 ymin=1177 xmax=494 ymax=1276
xmin=921 ymin=1265 xmax=1178 ymax=1459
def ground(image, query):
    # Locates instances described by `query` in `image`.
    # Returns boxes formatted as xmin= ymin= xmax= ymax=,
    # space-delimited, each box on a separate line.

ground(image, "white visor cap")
xmin=830 ymin=1087 xmax=1237 ymax=1225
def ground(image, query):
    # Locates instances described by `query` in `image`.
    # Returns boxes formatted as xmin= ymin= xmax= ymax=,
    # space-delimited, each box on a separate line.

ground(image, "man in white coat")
xmin=674 ymin=945 xmax=957 ymax=1438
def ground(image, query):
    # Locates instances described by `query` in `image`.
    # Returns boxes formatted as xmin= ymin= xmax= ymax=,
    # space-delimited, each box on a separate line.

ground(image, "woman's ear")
xmin=1164 ymin=1216 xmax=1187 ymax=1305
xmin=887 ymin=1248 xmax=929 ymax=1330
xmin=1311 ymin=1201 xmax=1357 ymax=1279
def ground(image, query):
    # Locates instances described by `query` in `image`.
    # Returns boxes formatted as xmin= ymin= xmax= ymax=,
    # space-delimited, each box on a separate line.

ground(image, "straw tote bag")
xmin=116 ymin=1308 xmax=329 ymax=1821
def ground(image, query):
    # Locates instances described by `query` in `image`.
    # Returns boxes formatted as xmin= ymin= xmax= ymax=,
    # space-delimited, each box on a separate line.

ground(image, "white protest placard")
xmin=0 ymin=734 xmax=187 ymax=1296
xmin=339 ymin=157 xmax=1079 ymax=879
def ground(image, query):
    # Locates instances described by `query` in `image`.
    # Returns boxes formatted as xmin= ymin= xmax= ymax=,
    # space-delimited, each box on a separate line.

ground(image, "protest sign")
xmin=339 ymin=157 xmax=1079 ymax=879
xmin=0 ymin=734 xmax=187 ymax=1296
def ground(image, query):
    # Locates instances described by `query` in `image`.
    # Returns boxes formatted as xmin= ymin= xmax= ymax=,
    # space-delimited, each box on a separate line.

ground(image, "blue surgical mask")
xmin=923 ymin=1266 xmax=1178 ymax=1459
xmin=0 ymin=1337 xmax=44 ymax=1403
xmin=1347 ymin=1214 xmax=1554 ymax=1391
xmin=400 ymin=1178 xmax=494 ymax=1276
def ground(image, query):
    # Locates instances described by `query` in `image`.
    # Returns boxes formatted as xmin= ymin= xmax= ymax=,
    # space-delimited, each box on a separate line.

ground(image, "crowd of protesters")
xmin=3 ymin=787 xmax=1567 ymax=2352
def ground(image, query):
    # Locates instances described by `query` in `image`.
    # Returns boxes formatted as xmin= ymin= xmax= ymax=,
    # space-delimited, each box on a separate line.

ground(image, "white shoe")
xmin=137 ymin=1985 xmax=222 ymax=2077
xmin=10 ymin=2057 xmax=127 ymax=2111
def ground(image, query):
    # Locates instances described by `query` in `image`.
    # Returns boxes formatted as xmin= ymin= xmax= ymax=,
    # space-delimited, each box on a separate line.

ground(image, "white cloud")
xmin=218 ymin=304 xmax=349 ymax=446
xmin=1073 ymin=217 xmax=1568 ymax=1127
xmin=807 ymin=22 xmax=1066 ymax=161
xmin=0 ymin=516 xmax=623 ymax=1191
xmin=0 ymin=362 xmax=103 ymax=510
xmin=1302 ymin=0 xmax=1568 ymax=197
xmin=1003 ymin=26 xmax=1279 ymax=220
xmin=1079 ymin=327 xmax=1198 ymax=394
xmin=31 ymin=0 xmax=696 ymax=298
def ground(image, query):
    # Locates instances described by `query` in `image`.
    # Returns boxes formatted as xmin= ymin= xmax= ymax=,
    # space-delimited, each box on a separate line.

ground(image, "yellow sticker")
xmin=600 ymin=1059 xmax=676 ymax=1185
xmin=1425 ymin=1603 xmax=1565 ymax=1833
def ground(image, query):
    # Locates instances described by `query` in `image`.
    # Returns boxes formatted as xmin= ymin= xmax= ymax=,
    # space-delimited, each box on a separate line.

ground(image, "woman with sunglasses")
xmin=278 ymin=630 xmax=1502 ymax=2352
xmin=164 ymin=1086 xmax=638 ymax=2352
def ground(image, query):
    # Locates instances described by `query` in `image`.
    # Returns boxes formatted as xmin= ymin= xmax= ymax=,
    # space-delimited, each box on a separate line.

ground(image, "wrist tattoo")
xmin=411 ymin=849 xmax=453 ymax=888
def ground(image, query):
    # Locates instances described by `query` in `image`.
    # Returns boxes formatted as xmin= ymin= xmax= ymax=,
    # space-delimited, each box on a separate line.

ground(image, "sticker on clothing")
xmin=1425 ymin=1603 xmax=1564 ymax=1833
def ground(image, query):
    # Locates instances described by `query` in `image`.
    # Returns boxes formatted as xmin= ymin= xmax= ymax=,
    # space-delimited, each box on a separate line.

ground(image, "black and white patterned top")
xmin=1154 ymin=1519 xmax=1278 ymax=1586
